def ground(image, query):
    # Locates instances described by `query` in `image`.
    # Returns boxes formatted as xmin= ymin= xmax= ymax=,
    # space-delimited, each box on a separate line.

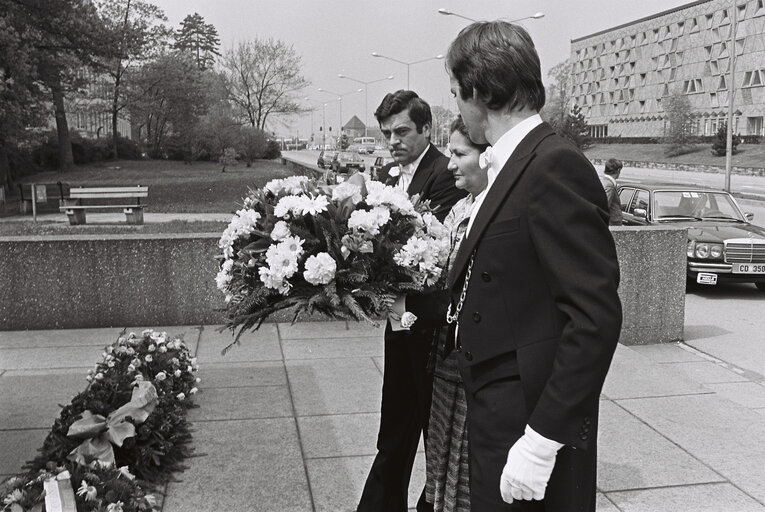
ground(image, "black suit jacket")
xmin=447 ymin=122 xmax=622 ymax=509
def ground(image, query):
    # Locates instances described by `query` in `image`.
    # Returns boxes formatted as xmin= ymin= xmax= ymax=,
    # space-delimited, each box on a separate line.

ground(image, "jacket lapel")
xmin=407 ymin=144 xmax=439 ymax=196
xmin=447 ymin=123 xmax=555 ymax=289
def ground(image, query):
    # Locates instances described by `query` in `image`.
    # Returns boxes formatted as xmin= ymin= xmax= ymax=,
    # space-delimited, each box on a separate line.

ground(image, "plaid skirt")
xmin=425 ymin=345 xmax=471 ymax=511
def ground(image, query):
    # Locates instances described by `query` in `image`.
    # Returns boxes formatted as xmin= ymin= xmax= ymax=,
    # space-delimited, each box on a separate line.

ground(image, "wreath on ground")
xmin=1 ymin=330 xmax=200 ymax=512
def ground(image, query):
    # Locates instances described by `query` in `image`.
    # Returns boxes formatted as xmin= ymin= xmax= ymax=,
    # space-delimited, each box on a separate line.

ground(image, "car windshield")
xmin=338 ymin=152 xmax=357 ymax=160
xmin=653 ymin=191 xmax=746 ymax=221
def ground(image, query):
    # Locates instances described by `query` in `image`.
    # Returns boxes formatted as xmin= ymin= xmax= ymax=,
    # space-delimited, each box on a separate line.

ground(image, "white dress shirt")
xmin=396 ymin=144 xmax=429 ymax=193
xmin=465 ymin=115 xmax=543 ymax=237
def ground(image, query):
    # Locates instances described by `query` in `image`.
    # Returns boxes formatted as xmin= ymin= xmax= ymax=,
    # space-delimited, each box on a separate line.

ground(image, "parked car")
xmin=331 ymin=151 xmax=365 ymax=173
xmin=617 ymin=182 xmax=765 ymax=290
xmin=370 ymin=156 xmax=394 ymax=179
xmin=317 ymin=150 xmax=337 ymax=169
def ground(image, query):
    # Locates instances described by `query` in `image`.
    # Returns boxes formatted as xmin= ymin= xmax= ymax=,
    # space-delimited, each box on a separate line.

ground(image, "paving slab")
xmin=286 ymin=358 xmax=382 ymax=416
xmin=282 ymin=335 xmax=383 ymax=360
xmin=194 ymin=324 xmax=282 ymax=363
xmin=187 ymin=385 xmax=293 ymax=421
xmin=705 ymin=381 xmax=765 ymax=409
xmin=595 ymin=494 xmax=620 ymax=512
xmin=601 ymin=345 xmax=710 ymax=400
xmin=598 ymin=400 xmax=723 ymax=492
xmin=162 ymin=418 xmax=311 ymax=512
xmin=0 ymin=429 xmax=49 ymax=477
xmin=606 ymin=482 xmax=765 ymax=512
xmin=618 ymin=393 xmax=765 ymax=502
xmin=663 ymin=361 xmax=749 ymax=384
xmin=0 ymin=373 xmax=85 ymax=429
xmin=0 ymin=345 xmax=104 ymax=370
xmin=298 ymin=412 xmax=381 ymax=458
xmin=629 ymin=342 xmax=706 ymax=363
xmin=0 ymin=328 xmax=123 ymax=349
xmin=196 ymin=361 xmax=286 ymax=388
xmin=278 ymin=320 xmax=383 ymax=339
xmin=305 ymin=452 xmax=426 ymax=512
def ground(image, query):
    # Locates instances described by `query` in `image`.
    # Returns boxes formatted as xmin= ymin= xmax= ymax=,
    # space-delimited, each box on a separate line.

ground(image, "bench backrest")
xmin=69 ymin=186 xmax=149 ymax=200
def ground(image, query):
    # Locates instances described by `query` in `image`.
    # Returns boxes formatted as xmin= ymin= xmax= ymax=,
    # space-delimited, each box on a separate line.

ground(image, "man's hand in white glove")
xmin=499 ymin=425 xmax=563 ymax=504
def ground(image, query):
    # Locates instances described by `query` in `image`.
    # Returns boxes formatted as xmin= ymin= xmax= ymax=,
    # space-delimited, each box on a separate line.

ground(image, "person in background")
xmin=425 ymin=116 xmax=489 ymax=512
xmin=600 ymin=158 xmax=623 ymax=226
xmin=358 ymin=90 xmax=466 ymax=512
xmin=445 ymin=20 xmax=622 ymax=511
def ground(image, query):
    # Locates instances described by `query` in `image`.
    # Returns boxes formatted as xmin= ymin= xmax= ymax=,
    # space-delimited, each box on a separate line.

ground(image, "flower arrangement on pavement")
xmin=216 ymin=174 xmax=450 ymax=350
xmin=1 ymin=330 xmax=200 ymax=512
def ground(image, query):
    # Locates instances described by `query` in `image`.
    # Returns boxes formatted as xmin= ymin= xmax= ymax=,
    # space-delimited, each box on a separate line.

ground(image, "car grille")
xmin=724 ymin=238 xmax=765 ymax=263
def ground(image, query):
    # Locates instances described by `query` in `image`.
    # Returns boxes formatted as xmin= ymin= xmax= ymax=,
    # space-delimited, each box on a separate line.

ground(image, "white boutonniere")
xmin=388 ymin=166 xmax=401 ymax=178
xmin=400 ymin=312 xmax=417 ymax=329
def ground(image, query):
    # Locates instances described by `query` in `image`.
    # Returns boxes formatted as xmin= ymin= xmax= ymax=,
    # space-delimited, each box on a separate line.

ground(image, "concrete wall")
xmin=0 ymin=227 xmax=688 ymax=344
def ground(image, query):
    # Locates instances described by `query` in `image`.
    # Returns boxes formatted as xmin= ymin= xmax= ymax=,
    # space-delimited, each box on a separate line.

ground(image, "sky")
xmin=151 ymin=0 xmax=694 ymax=139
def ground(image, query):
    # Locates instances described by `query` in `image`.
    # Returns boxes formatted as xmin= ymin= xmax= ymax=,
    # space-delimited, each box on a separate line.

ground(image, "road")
xmin=684 ymin=283 xmax=765 ymax=387
xmin=284 ymin=149 xmax=765 ymax=222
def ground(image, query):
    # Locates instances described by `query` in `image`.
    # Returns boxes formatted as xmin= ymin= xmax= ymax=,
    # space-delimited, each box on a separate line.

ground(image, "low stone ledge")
xmin=0 ymin=227 xmax=688 ymax=345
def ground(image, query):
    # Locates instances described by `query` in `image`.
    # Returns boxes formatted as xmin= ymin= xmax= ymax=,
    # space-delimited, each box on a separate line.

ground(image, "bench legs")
xmin=65 ymin=209 xmax=87 ymax=225
xmin=124 ymin=207 xmax=144 ymax=225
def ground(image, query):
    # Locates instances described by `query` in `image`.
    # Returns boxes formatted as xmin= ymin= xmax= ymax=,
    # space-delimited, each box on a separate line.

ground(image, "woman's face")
xmin=447 ymin=130 xmax=488 ymax=197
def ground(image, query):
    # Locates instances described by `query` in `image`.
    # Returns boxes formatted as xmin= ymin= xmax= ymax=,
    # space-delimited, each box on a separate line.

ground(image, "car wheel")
xmin=755 ymin=282 xmax=765 ymax=292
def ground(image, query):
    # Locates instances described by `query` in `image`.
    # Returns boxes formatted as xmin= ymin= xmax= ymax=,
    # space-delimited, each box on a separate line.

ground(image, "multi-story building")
xmin=63 ymin=68 xmax=133 ymax=140
xmin=570 ymin=0 xmax=765 ymax=139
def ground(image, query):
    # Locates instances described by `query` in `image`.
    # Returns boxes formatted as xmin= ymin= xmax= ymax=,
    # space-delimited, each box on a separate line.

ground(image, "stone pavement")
xmin=2 ymin=322 xmax=765 ymax=512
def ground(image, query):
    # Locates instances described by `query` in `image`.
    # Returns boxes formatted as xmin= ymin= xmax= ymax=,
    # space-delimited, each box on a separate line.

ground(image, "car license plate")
xmin=696 ymin=272 xmax=718 ymax=285
xmin=733 ymin=263 xmax=765 ymax=274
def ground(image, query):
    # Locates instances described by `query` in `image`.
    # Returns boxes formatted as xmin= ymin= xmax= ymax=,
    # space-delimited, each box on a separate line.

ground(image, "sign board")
xmin=35 ymin=185 xmax=47 ymax=202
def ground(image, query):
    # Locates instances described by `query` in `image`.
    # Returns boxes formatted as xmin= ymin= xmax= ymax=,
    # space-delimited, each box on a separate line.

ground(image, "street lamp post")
xmin=437 ymin=8 xmax=545 ymax=23
xmin=304 ymin=97 xmax=328 ymax=147
xmin=725 ymin=0 xmax=738 ymax=193
xmin=338 ymin=74 xmax=394 ymax=137
xmin=371 ymin=53 xmax=444 ymax=89
xmin=317 ymin=87 xmax=362 ymax=135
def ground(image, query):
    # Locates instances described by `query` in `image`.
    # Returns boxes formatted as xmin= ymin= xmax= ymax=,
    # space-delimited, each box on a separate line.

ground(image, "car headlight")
xmin=687 ymin=240 xmax=695 ymax=258
xmin=695 ymin=243 xmax=710 ymax=258
xmin=709 ymin=245 xmax=723 ymax=258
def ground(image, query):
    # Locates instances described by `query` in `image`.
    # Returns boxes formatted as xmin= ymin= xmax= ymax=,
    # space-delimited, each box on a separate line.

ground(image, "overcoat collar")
xmin=447 ymin=123 xmax=556 ymax=288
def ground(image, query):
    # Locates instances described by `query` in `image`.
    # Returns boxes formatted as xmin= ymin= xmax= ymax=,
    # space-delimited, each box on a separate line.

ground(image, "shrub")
xmin=711 ymin=123 xmax=741 ymax=156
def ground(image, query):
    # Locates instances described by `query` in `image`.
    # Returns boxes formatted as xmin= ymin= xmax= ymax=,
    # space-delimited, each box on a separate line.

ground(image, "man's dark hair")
xmin=446 ymin=21 xmax=545 ymax=112
xmin=450 ymin=116 xmax=489 ymax=152
xmin=374 ymin=90 xmax=432 ymax=133
xmin=604 ymin=158 xmax=623 ymax=175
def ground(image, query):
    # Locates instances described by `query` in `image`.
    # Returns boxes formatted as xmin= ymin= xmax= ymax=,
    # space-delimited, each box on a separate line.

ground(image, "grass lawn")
xmin=0 ymin=219 xmax=228 ymax=237
xmin=583 ymin=141 xmax=765 ymax=168
xmin=16 ymin=159 xmax=294 ymax=213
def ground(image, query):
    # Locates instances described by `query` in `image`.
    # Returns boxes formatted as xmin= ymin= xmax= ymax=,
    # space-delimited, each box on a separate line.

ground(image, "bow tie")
xmin=399 ymin=163 xmax=415 ymax=176
xmin=479 ymin=147 xmax=493 ymax=171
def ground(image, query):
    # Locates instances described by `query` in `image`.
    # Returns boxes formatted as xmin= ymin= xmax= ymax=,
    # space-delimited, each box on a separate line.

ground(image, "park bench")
xmin=18 ymin=182 xmax=70 ymax=213
xmin=60 ymin=186 xmax=148 ymax=225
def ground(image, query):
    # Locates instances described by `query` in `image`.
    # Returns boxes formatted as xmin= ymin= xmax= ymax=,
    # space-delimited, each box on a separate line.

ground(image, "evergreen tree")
xmin=557 ymin=104 xmax=590 ymax=149
xmin=173 ymin=12 xmax=221 ymax=71
xmin=711 ymin=123 xmax=741 ymax=156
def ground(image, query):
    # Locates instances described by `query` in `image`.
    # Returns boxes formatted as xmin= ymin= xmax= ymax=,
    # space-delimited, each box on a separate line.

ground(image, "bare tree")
xmin=664 ymin=89 xmax=695 ymax=156
xmin=221 ymin=37 xmax=309 ymax=131
xmin=541 ymin=59 xmax=572 ymax=130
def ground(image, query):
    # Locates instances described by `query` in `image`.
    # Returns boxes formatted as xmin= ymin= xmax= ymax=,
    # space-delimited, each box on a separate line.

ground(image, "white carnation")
xmin=271 ymin=220 xmax=291 ymax=241
xmin=215 ymin=259 xmax=235 ymax=291
xmin=332 ymin=182 xmax=363 ymax=204
xmin=219 ymin=209 xmax=261 ymax=258
xmin=303 ymin=252 xmax=337 ymax=285
xmin=273 ymin=195 xmax=302 ymax=218
xmin=348 ymin=207 xmax=391 ymax=235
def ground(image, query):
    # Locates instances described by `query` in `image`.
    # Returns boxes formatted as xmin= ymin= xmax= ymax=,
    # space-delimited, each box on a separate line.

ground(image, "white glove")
xmin=500 ymin=425 xmax=563 ymax=503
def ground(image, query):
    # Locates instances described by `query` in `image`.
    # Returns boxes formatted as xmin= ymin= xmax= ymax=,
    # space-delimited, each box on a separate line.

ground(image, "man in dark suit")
xmin=357 ymin=90 xmax=466 ymax=512
xmin=444 ymin=22 xmax=622 ymax=511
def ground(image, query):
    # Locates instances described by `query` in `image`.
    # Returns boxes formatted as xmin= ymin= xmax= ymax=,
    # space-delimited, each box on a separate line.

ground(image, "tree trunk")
xmin=112 ymin=64 xmax=122 ymax=160
xmin=0 ymin=144 xmax=11 ymax=197
xmin=50 ymin=76 xmax=74 ymax=171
